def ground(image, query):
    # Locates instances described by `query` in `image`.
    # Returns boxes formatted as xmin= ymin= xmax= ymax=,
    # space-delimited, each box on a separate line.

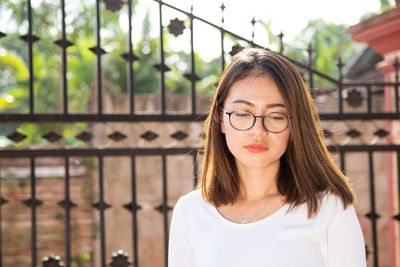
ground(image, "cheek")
xmin=276 ymin=130 xmax=291 ymax=152
xmin=224 ymin=127 xmax=245 ymax=152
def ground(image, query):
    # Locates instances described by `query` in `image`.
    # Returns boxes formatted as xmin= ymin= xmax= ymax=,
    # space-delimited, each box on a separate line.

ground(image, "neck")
xmin=235 ymin=161 xmax=280 ymax=203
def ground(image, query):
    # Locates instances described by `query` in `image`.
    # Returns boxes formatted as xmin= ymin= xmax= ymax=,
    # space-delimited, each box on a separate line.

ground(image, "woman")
xmin=168 ymin=48 xmax=366 ymax=266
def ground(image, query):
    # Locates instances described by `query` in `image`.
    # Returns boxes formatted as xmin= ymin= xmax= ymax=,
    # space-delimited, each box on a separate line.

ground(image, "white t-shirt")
xmin=168 ymin=189 xmax=366 ymax=267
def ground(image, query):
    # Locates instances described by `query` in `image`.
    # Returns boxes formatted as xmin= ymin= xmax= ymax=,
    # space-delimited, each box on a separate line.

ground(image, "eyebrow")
xmin=231 ymin=99 xmax=286 ymax=108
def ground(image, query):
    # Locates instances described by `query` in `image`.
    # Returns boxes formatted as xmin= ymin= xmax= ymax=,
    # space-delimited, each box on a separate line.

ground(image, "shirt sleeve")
xmin=326 ymin=196 xmax=367 ymax=267
xmin=168 ymin=197 xmax=195 ymax=267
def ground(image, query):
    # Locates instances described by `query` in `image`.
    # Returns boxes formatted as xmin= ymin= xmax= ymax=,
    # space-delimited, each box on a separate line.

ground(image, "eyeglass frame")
xmin=223 ymin=109 xmax=290 ymax=133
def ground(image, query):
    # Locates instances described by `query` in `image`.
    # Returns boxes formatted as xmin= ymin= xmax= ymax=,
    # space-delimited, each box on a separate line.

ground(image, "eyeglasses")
xmin=224 ymin=110 xmax=289 ymax=133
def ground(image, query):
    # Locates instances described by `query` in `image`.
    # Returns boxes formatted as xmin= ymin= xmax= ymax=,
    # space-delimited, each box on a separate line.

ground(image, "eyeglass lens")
xmin=228 ymin=110 xmax=288 ymax=132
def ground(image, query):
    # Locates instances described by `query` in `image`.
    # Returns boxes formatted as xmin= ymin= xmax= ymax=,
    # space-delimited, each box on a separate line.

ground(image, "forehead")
xmin=224 ymin=75 xmax=284 ymax=105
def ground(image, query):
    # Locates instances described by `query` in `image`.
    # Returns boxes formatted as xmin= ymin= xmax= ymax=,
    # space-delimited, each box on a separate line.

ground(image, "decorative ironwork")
xmin=1 ymin=1 xmax=399 ymax=266
xmin=140 ymin=131 xmax=159 ymax=141
xmin=322 ymin=129 xmax=333 ymax=138
xmin=92 ymin=201 xmax=112 ymax=211
xmin=121 ymin=52 xmax=139 ymax=62
xmin=336 ymin=57 xmax=345 ymax=69
xmin=7 ymin=131 xmax=27 ymax=143
xmin=374 ymin=129 xmax=389 ymax=138
xmin=42 ymin=255 xmax=63 ymax=267
xmin=153 ymin=63 xmax=171 ymax=72
xmin=75 ymin=131 xmax=93 ymax=142
xmin=42 ymin=132 xmax=63 ymax=143
xmin=154 ymin=203 xmax=173 ymax=213
xmin=22 ymin=198 xmax=43 ymax=207
xmin=109 ymin=250 xmax=131 ymax=267
xmin=170 ymin=130 xmax=188 ymax=141
xmin=365 ymin=211 xmax=381 ymax=220
xmin=0 ymin=31 xmax=7 ymax=38
xmin=107 ymin=131 xmax=127 ymax=142
xmin=103 ymin=0 xmax=124 ymax=12
xmin=346 ymin=88 xmax=363 ymax=108
xmin=167 ymin=18 xmax=185 ymax=37
xmin=229 ymin=44 xmax=244 ymax=57
xmin=346 ymin=129 xmax=361 ymax=138
xmin=89 ymin=46 xmax=107 ymax=55
xmin=123 ymin=202 xmax=142 ymax=212
xmin=0 ymin=197 xmax=8 ymax=206
xmin=57 ymin=199 xmax=77 ymax=209
xmin=54 ymin=39 xmax=74 ymax=48
xmin=19 ymin=34 xmax=40 ymax=43
xmin=183 ymin=72 xmax=201 ymax=81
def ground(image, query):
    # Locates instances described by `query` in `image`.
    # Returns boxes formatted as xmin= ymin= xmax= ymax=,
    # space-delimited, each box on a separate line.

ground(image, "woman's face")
xmin=220 ymin=74 xmax=290 ymax=170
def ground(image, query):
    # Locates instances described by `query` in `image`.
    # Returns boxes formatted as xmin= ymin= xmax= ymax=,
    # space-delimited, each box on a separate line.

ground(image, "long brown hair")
xmin=199 ymin=48 xmax=355 ymax=218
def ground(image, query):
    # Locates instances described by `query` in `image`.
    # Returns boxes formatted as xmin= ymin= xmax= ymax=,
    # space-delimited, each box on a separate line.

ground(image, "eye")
xmin=269 ymin=113 xmax=286 ymax=120
xmin=233 ymin=111 xmax=251 ymax=117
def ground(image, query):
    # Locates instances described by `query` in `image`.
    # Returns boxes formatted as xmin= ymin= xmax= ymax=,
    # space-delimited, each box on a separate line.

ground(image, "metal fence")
xmin=0 ymin=0 xmax=399 ymax=266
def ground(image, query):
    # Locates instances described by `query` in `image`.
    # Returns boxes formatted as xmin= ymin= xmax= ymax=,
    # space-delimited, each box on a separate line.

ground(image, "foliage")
xmin=285 ymin=19 xmax=364 ymax=89
xmin=360 ymin=0 xmax=395 ymax=20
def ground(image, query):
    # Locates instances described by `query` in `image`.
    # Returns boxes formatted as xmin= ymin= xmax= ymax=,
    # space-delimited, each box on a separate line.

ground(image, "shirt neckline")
xmin=203 ymin=198 xmax=289 ymax=228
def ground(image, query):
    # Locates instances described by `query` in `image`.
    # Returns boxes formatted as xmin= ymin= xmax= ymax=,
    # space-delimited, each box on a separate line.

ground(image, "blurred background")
xmin=0 ymin=0 xmax=399 ymax=266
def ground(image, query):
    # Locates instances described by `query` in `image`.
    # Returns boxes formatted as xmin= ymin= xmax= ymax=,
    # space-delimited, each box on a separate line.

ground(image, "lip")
xmin=244 ymin=143 xmax=268 ymax=153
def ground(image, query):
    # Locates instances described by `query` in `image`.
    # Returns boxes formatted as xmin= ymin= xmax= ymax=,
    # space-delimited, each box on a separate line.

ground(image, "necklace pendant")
xmin=241 ymin=218 xmax=249 ymax=224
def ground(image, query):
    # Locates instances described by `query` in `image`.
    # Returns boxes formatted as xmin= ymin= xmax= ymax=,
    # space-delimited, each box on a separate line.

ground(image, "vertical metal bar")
xmin=220 ymin=30 xmax=225 ymax=71
xmin=161 ymin=155 xmax=168 ymax=267
xmin=64 ymin=156 xmax=71 ymax=267
xmin=95 ymin=0 xmax=103 ymax=115
xmin=98 ymin=156 xmax=106 ymax=267
xmin=397 ymin=150 xmax=400 ymax=263
xmin=0 ymin=159 xmax=2 ymax=267
xmin=158 ymin=1 xmax=166 ymax=115
xmin=192 ymin=150 xmax=198 ymax=189
xmin=368 ymin=151 xmax=379 ymax=267
xmin=307 ymin=43 xmax=314 ymax=96
xmin=367 ymin=85 xmax=372 ymax=114
xmin=394 ymin=57 xmax=399 ymax=113
xmin=278 ymin=32 xmax=284 ymax=55
xmin=337 ymin=58 xmax=344 ymax=114
xmin=27 ymin=0 xmax=34 ymax=114
xmin=220 ymin=2 xmax=225 ymax=71
xmin=61 ymin=0 xmax=68 ymax=114
xmin=339 ymin=151 xmax=345 ymax=175
xmin=30 ymin=157 xmax=37 ymax=267
xmin=130 ymin=156 xmax=139 ymax=267
xmin=189 ymin=6 xmax=196 ymax=115
xmin=128 ymin=0 xmax=135 ymax=115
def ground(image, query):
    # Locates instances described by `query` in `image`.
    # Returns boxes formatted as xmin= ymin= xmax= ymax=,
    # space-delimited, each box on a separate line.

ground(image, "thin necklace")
xmin=235 ymin=201 xmax=269 ymax=224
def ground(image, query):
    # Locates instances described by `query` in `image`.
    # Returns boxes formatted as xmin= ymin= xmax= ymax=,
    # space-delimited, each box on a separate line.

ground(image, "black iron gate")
xmin=0 ymin=0 xmax=399 ymax=267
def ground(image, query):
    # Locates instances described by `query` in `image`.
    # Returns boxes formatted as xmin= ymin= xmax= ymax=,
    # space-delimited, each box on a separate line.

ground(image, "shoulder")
xmin=316 ymin=191 xmax=358 ymax=224
xmin=175 ymin=189 xmax=204 ymax=211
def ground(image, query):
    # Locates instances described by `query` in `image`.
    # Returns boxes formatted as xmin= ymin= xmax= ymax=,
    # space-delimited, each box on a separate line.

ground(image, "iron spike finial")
xmin=220 ymin=2 xmax=225 ymax=11
xmin=336 ymin=57 xmax=344 ymax=69
xmin=307 ymin=43 xmax=314 ymax=54
xmin=251 ymin=17 xmax=256 ymax=42
xmin=278 ymin=31 xmax=284 ymax=54
xmin=336 ymin=57 xmax=344 ymax=80
xmin=220 ymin=1 xmax=225 ymax=25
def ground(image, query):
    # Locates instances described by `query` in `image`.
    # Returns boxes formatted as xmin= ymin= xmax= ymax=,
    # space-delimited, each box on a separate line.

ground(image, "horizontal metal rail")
xmin=0 ymin=145 xmax=398 ymax=158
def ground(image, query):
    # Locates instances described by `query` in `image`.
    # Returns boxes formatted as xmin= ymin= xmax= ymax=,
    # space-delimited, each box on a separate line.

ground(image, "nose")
xmin=249 ymin=117 xmax=268 ymax=137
